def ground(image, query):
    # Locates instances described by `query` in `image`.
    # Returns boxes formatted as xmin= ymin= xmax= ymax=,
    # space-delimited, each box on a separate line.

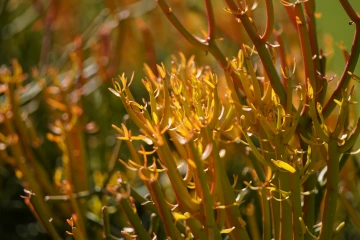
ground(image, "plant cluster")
xmin=1 ymin=0 xmax=360 ymax=240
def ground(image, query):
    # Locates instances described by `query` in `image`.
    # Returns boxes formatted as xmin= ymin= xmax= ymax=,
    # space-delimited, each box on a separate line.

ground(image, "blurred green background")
xmin=317 ymin=0 xmax=360 ymax=75
xmin=0 ymin=0 xmax=359 ymax=239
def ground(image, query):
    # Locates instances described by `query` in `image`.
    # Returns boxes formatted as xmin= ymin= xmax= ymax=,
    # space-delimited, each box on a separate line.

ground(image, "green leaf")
xmin=271 ymin=159 xmax=296 ymax=173
xmin=220 ymin=226 xmax=235 ymax=234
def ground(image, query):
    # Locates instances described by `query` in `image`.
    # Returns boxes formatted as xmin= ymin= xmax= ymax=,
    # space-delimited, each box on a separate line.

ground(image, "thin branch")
xmin=204 ymin=0 xmax=215 ymax=40
xmin=322 ymin=25 xmax=360 ymax=119
xmin=156 ymin=0 xmax=208 ymax=51
xmin=338 ymin=118 xmax=360 ymax=153
xmin=260 ymin=0 xmax=274 ymax=42
xmin=293 ymin=2 xmax=317 ymax=115
xmin=304 ymin=0 xmax=325 ymax=104
xmin=39 ymin=0 xmax=58 ymax=73
xmin=318 ymin=139 xmax=340 ymax=240
xmin=157 ymin=0 xmax=245 ymax=92
xmin=339 ymin=0 xmax=360 ymax=24
xmin=224 ymin=0 xmax=287 ymax=106
xmin=274 ymin=31 xmax=288 ymax=87
xmin=283 ymin=2 xmax=298 ymax=28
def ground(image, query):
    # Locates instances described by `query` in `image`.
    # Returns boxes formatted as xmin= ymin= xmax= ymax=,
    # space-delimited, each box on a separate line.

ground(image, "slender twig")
xmin=274 ymin=31 xmax=288 ymax=87
xmin=102 ymin=138 xmax=122 ymax=189
xmin=318 ymin=139 xmax=340 ymax=240
xmin=224 ymin=0 xmax=287 ymax=106
xmin=148 ymin=180 xmax=183 ymax=239
xmin=299 ymin=139 xmax=316 ymax=240
xmin=303 ymin=174 xmax=316 ymax=240
xmin=339 ymin=0 xmax=360 ymax=23
xmin=292 ymin=2 xmax=317 ymax=119
xmin=8 ymin=83 xmax=57 ymax=196
xmin=274 ymin=31 xmax=293 ymax=121
xmin=156 ymin=143 xmax=200 ymax=213
xmin=322 ymin=1 xmax=360 ymax=119
xmin=260 ymin=0 xmax=274 ymax=42
xmin=291 ymin=172 xmax=305 ymax=240
xmin=39 ymin=0 xmax=58 ymax=73
xmin=339 ymin=118 xmax=360 ymax=153
xmin=3 ymin=119 xmax=61 ymax=240
xmin=25 ymin=198 xmax=61 ymax=240
xmin=156 ymin=0 xmax=208 ymax=51
xmin=67 ymin=186 xmax=88 ymax=239
xmin=118 ymin=197 xmax=152 ymax=240
xmin=204 ymin=0 xmax=215 ymax=40
xmin=188 ymin=140 xmax=221 ymax=239
xmin=274 ymin=136 xmax=292 ymax=240
xmin=339 ymin=43 xmax=350 ymax=62
xmin=156 ymin=0 xmax=245 ymax=91
xmin=204 ymin=128 xmax=250 ymax=240
xmin=102 ymin=206 xmax=112 ymax=240
xmin=303 ymin=0 xmax=325 ymax=104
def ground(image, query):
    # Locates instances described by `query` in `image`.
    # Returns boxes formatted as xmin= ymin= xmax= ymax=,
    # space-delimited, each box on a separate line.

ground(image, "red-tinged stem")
xmin=304 ymin=0 xmax=325 ymax=104
xmin=204 ymin=0 xmax=215 ymax=40
xmin=157 ymin=0 xmax=245 ymax=91
xmin=156 ymin=0 xmax=208 ymax=51
xmin=322 ymin=1 xmax=360 ymax=119
xmin=187 ymin=140 xmax=222 ymax=239
xmin=274 ymin=33 xmax=294 ymax=121
xmin=284 ymin=3 xmax=297 ymax=28
xmin=260 ymin=0 xmax=274 ymax=42
xmin=294 ymin=3 xmax=316 ymax=95
xmin=3 ymin=119 xmax=61 ymax=240
xmin=156 ymin=145 xmax=200 ymax=213
xmin=224 ymin=0 xmax=287 ymax=106
xmin=39 ymin=0 xmax=58 ymax=72
xmin=274 ymin=32 xmax=288 ymax=87
xmin=204 ymin=128 xmax=250 ymax=240
xmin=339 ymin=0 xmax=360 ymax=22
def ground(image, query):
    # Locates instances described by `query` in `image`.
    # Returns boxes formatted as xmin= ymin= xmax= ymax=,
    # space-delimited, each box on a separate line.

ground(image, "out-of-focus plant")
xmin=2 ymin=0 xmax=360 ymax=240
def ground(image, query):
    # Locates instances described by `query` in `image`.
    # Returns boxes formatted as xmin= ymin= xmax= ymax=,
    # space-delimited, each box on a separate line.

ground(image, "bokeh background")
xmin=1 ymin=0 xmax=360 ymax=239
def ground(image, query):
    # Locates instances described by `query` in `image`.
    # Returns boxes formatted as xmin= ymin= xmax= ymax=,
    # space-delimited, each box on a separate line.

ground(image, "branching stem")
xmin=224 ymin=0 xmax=287 ymax=106
xmin=204 ymin=0 xmax=215 ymax=40
xmin=322 ymin=1 xmax=360 ymax=118
xmin=260 ymin=0 xmax=274 ymax=42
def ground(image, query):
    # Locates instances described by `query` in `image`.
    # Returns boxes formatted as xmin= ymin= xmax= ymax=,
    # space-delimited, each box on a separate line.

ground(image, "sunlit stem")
xmin=260 ymin=0 xmax=274 ymax=42
xmin=322 ymin=21 xmax=360 ymax=118
xmin=319 ymin=138 xmax=340 ymax=240
xmin=156 ymin=141 xmax=200 ymax=213
xmin=187 ymin=140 xmax=221 ymax=239
xmin=118 ymin=196 xmax=152 ymax=240
xmin=204 ymin=127 xmax=250 ymax=240
xmin=291 ymin=171 xmax=305 ymax=240
xmin=148 ymin=180 xmax=183 ymax=239
xmin=224 ymin=0 xmax=288 ymax=106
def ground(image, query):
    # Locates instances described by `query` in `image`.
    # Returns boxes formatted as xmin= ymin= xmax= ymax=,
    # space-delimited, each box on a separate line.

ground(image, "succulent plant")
xmin=1 ymin=0 xmax=360 ymax=239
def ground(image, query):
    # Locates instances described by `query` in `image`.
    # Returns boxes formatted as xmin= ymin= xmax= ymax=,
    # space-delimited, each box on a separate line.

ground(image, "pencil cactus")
xmin=1 ymin=0 xmax=360 ymax=239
